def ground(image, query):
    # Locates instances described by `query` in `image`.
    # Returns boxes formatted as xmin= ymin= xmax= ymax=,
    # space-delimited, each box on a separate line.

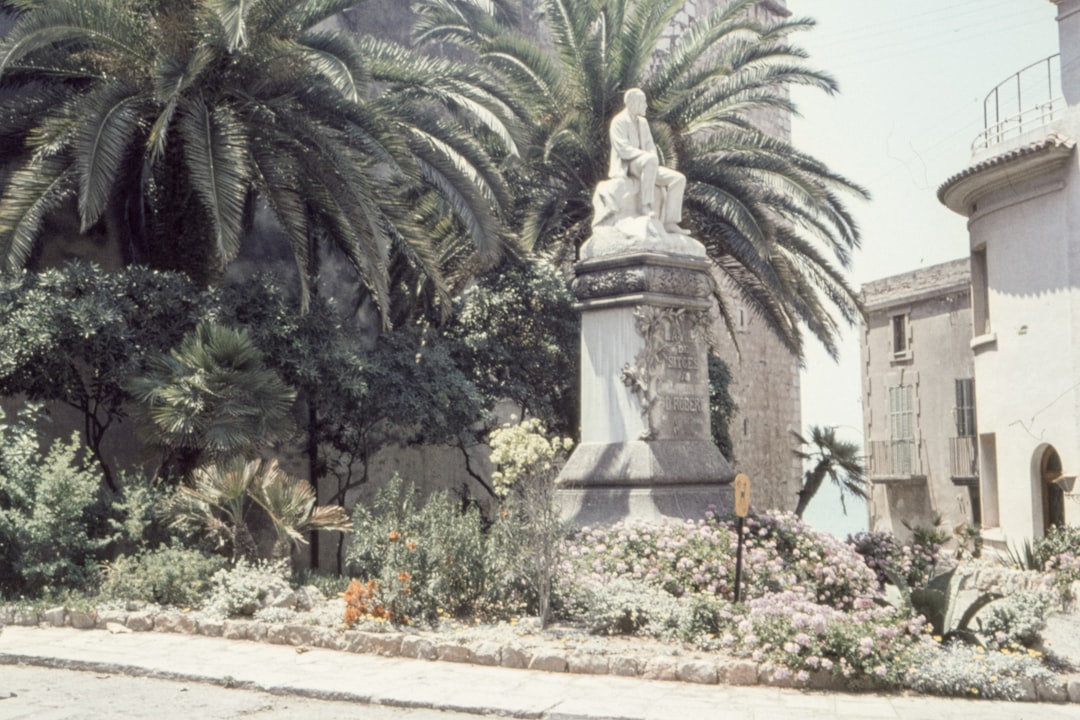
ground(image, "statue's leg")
xmin=655 ymin=167 xmax=686 ymax=224
xmin=634 ymin=155 xmax=658 ymax=213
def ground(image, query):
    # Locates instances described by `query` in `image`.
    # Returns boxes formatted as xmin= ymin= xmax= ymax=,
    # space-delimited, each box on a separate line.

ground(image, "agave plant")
xmin=887 ymin=566 xmax=1003 ymax=646
xmin=164 ymin=456 xmax=351 ymax=566
xmin=414 ymin=0 xmax=867 ymax=359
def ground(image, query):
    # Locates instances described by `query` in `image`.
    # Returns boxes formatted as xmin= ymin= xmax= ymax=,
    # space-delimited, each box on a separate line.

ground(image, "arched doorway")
xmin=1040 ymin=446 xmax=1066 ymax=533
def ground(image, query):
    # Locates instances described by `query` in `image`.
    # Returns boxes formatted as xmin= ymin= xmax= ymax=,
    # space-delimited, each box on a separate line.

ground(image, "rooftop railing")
xmin=973 ymin=54 xmax=1063 ymax=151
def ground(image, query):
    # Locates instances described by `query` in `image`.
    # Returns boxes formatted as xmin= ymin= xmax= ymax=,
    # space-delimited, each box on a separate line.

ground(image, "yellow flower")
xmin=969 ymin=687 xmax=979 ymax=695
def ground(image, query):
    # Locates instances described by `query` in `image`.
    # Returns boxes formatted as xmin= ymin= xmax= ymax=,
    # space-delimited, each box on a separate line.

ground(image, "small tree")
xmin=487 ymin=418 xmax=573 ymax=627
xmin=792 ymin=425 xmax=868 ymax=518
xmin=444 ymin=261 xmax=579 ymax=436
xmin=0 ymin=263 xmax=204 ymax=489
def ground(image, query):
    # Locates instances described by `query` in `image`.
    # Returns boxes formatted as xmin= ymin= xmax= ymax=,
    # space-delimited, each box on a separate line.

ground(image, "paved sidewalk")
xmin=0 ymin=626 xmax=1075 ymax=720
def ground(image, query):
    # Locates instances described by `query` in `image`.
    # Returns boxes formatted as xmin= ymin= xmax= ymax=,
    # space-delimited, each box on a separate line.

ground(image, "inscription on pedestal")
xmin=621 ymin=306 xmax=711 ymax=440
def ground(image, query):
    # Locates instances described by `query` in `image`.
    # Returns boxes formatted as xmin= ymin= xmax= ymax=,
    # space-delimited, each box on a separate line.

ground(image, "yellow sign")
xmin=734 ymin=473 xmax=750 ymax=517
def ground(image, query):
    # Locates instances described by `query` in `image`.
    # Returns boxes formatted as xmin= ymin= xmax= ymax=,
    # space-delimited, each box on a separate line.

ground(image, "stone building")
xmin=865 ymin=0 xmax=1080 ymax=546
xmin=657 ymin=0 xmax=802 ymax=512
xmin=860 ymin=259 xmax=977 ymax=540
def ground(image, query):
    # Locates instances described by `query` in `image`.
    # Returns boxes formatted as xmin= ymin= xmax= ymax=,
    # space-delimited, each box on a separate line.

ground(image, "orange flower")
xmin=388 ymin=530 xmax=402 ymax=542
xmin=398 ymin=571 xmax=412 ymax=583
xmin=406 ymin=541 xmax=417 ymax=550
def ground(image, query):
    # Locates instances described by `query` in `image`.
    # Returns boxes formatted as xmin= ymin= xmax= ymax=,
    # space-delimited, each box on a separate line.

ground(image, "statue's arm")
xmin=610 ymin=115 xmax=645 ymax=161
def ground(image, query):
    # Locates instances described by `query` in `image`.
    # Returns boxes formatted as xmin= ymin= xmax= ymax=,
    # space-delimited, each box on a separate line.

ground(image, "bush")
xmin=903 ymin=641 xmax=1055 ymax=700
xmin=345 ymin=477 xmax=487 ymax=624
xmin=562 ymin=577 xmax=683 ymax=637
xmin=99 ymin=546 xmax=225 ymax=607
xmin=735 ymin=592 xmax=924 ymax=687
xmin=1033 ymin=524 xmax=1080 ymax=564
xmin=0 ymin=406 xmax=112 ymax=598
xmin=1034 ymin=525 xmax=1080 ymax=593
xmin=562 ymin=513 xmax=878 ymax=610
xmin=204 ymin=559 xmax=292 ymax=617
xmin=848 ymin=528 xmax=947 ymax=590
xmin=486 ymin=419 xmax=571 ymax=625
xmin=977 ymin=589 xmax=1053 ymax=649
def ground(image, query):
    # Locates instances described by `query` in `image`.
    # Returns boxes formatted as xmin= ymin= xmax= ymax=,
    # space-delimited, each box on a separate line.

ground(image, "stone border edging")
xmin=2 ymin=604 xmax=1079 ymax=703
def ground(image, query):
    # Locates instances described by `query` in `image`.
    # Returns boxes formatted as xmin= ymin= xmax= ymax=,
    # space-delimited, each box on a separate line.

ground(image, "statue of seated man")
xmin=606 ymin=88 xmax=688 ymax=235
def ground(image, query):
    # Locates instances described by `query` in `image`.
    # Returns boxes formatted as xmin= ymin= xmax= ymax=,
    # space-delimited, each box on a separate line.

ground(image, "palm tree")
xmin=413 ymin=0 xmax=867 ymax=359
xmin=792 ymin=425 xmax=868 ymax=518
xmin=165 ymin=456 xmax=351 ymax=565
xmin=126 ymin=321 xmax=297 ymax=478
xmin=0 ymin=0 xmax=516 ymax=321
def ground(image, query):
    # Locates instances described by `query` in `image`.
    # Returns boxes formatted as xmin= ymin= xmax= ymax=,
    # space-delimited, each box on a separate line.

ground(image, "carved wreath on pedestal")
xmin=572 ymin=265 xmax=711 ymax=300
xmin=620 ymin=305 xmax=711 ymax=440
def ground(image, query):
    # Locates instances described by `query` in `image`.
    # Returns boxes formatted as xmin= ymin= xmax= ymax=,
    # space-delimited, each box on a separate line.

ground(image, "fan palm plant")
xmin=126 ymin=321 xmax=297 ymax=477
xmin=165 ymin=456 xmax=351 ymax=565
xmin=792 ymin=424 xmax=868 ymax=518
xmin=413 ymin=0 xmax=867 ymax=359
xmin=0 ymin=0 xmax=517 ymax=321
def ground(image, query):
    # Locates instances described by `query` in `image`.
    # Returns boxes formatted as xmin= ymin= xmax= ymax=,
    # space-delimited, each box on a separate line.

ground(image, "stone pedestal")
xmin=558 ymin=234 xmax=734 ymax=526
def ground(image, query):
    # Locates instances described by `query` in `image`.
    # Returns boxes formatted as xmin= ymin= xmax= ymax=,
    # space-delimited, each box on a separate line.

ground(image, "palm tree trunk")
xmin=794 ymin=463 xmax=829 ymax=518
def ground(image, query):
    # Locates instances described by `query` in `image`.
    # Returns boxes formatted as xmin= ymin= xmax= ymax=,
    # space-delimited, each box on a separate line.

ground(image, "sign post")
xmin=732 ymin=473 xmax=750 ymax=603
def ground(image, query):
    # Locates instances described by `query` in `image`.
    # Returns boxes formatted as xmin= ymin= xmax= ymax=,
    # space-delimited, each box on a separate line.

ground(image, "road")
xmin=0 ymin=665 xmax=478 ymax=720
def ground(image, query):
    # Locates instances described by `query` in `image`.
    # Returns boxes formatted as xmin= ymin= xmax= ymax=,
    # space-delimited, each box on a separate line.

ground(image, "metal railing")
xmin=949 ymin=436 xmax=978 ymax=479
xmin=867 ymin=440 xmax=921 ymax=478
xmin=973 ymin=54 xmax=1063 ymax=151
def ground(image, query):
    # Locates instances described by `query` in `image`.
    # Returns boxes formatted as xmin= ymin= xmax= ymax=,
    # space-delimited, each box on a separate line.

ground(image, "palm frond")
xmin=0 ymin=153 xmax=74 ymax=271
xmin=72 ymin=82 xmax=142 ymax=231
xmin=177 ymin=96 xmax=250 ymax=263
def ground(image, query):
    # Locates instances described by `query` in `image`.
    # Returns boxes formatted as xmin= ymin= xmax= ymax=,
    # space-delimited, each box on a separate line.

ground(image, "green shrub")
xmin=293 ymin=569 xmax=351 ymax=599
xmin=562 ymin=576 xmax=682 ymax=637
xmin=1033 ymin=524 xmax=1080 ymax=563
xmin=902 ymin=641 xmax=1054 ymax=700
xmin=345 ymin=477 xmax=486 ymax=624
xmin=204 ymin=559 xmax=292 ymax=617
xmin=0 ymin=406 xmax=112 ymax=598
xmin=99 ymin=546 xmax=225 ymax=607
xmin=977 ymin=589 xmax=1053 ymax=649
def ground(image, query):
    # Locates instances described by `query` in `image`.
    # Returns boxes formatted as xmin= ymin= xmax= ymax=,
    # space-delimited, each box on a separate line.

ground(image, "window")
xmin=891 ymin=314 xmax=909 ymax=357
xmin=955 ymin=378 xmax=976 ymax=437
xmin=888 ymin=384 xmax=915 ymax=474
xmin=972 ymin=249 xmax=991 ymax=336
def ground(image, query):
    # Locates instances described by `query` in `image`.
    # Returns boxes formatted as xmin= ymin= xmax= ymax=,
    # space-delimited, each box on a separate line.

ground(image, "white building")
xmin=935 ymin=0 xmax=1080 ymax=544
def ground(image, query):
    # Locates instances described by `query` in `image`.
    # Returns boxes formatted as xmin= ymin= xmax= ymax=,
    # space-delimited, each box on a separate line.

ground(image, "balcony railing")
xmin=867 ymin=440 xmax=921 ymax=478
xmin=949 ymin=436 xmax=978 ymax=480
xmin=973 ymin=54 xmax=1063 ymax=151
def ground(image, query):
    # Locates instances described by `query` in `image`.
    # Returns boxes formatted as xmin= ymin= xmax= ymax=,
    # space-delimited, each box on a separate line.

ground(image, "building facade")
xmin=867 ymin=0 xmax=1080 ymax=546
xmin=860 ymin=260 xmax=977 ymax=540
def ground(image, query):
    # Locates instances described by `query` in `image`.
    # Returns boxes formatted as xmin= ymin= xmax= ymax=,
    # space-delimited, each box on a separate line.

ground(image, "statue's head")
xmin=624 ymin=88 xmax=647 ymax=117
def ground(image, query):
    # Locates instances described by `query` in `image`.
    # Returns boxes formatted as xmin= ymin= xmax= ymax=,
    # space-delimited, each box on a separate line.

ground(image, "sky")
xmin=787 ymin=0 xmax=1061 ymax=536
